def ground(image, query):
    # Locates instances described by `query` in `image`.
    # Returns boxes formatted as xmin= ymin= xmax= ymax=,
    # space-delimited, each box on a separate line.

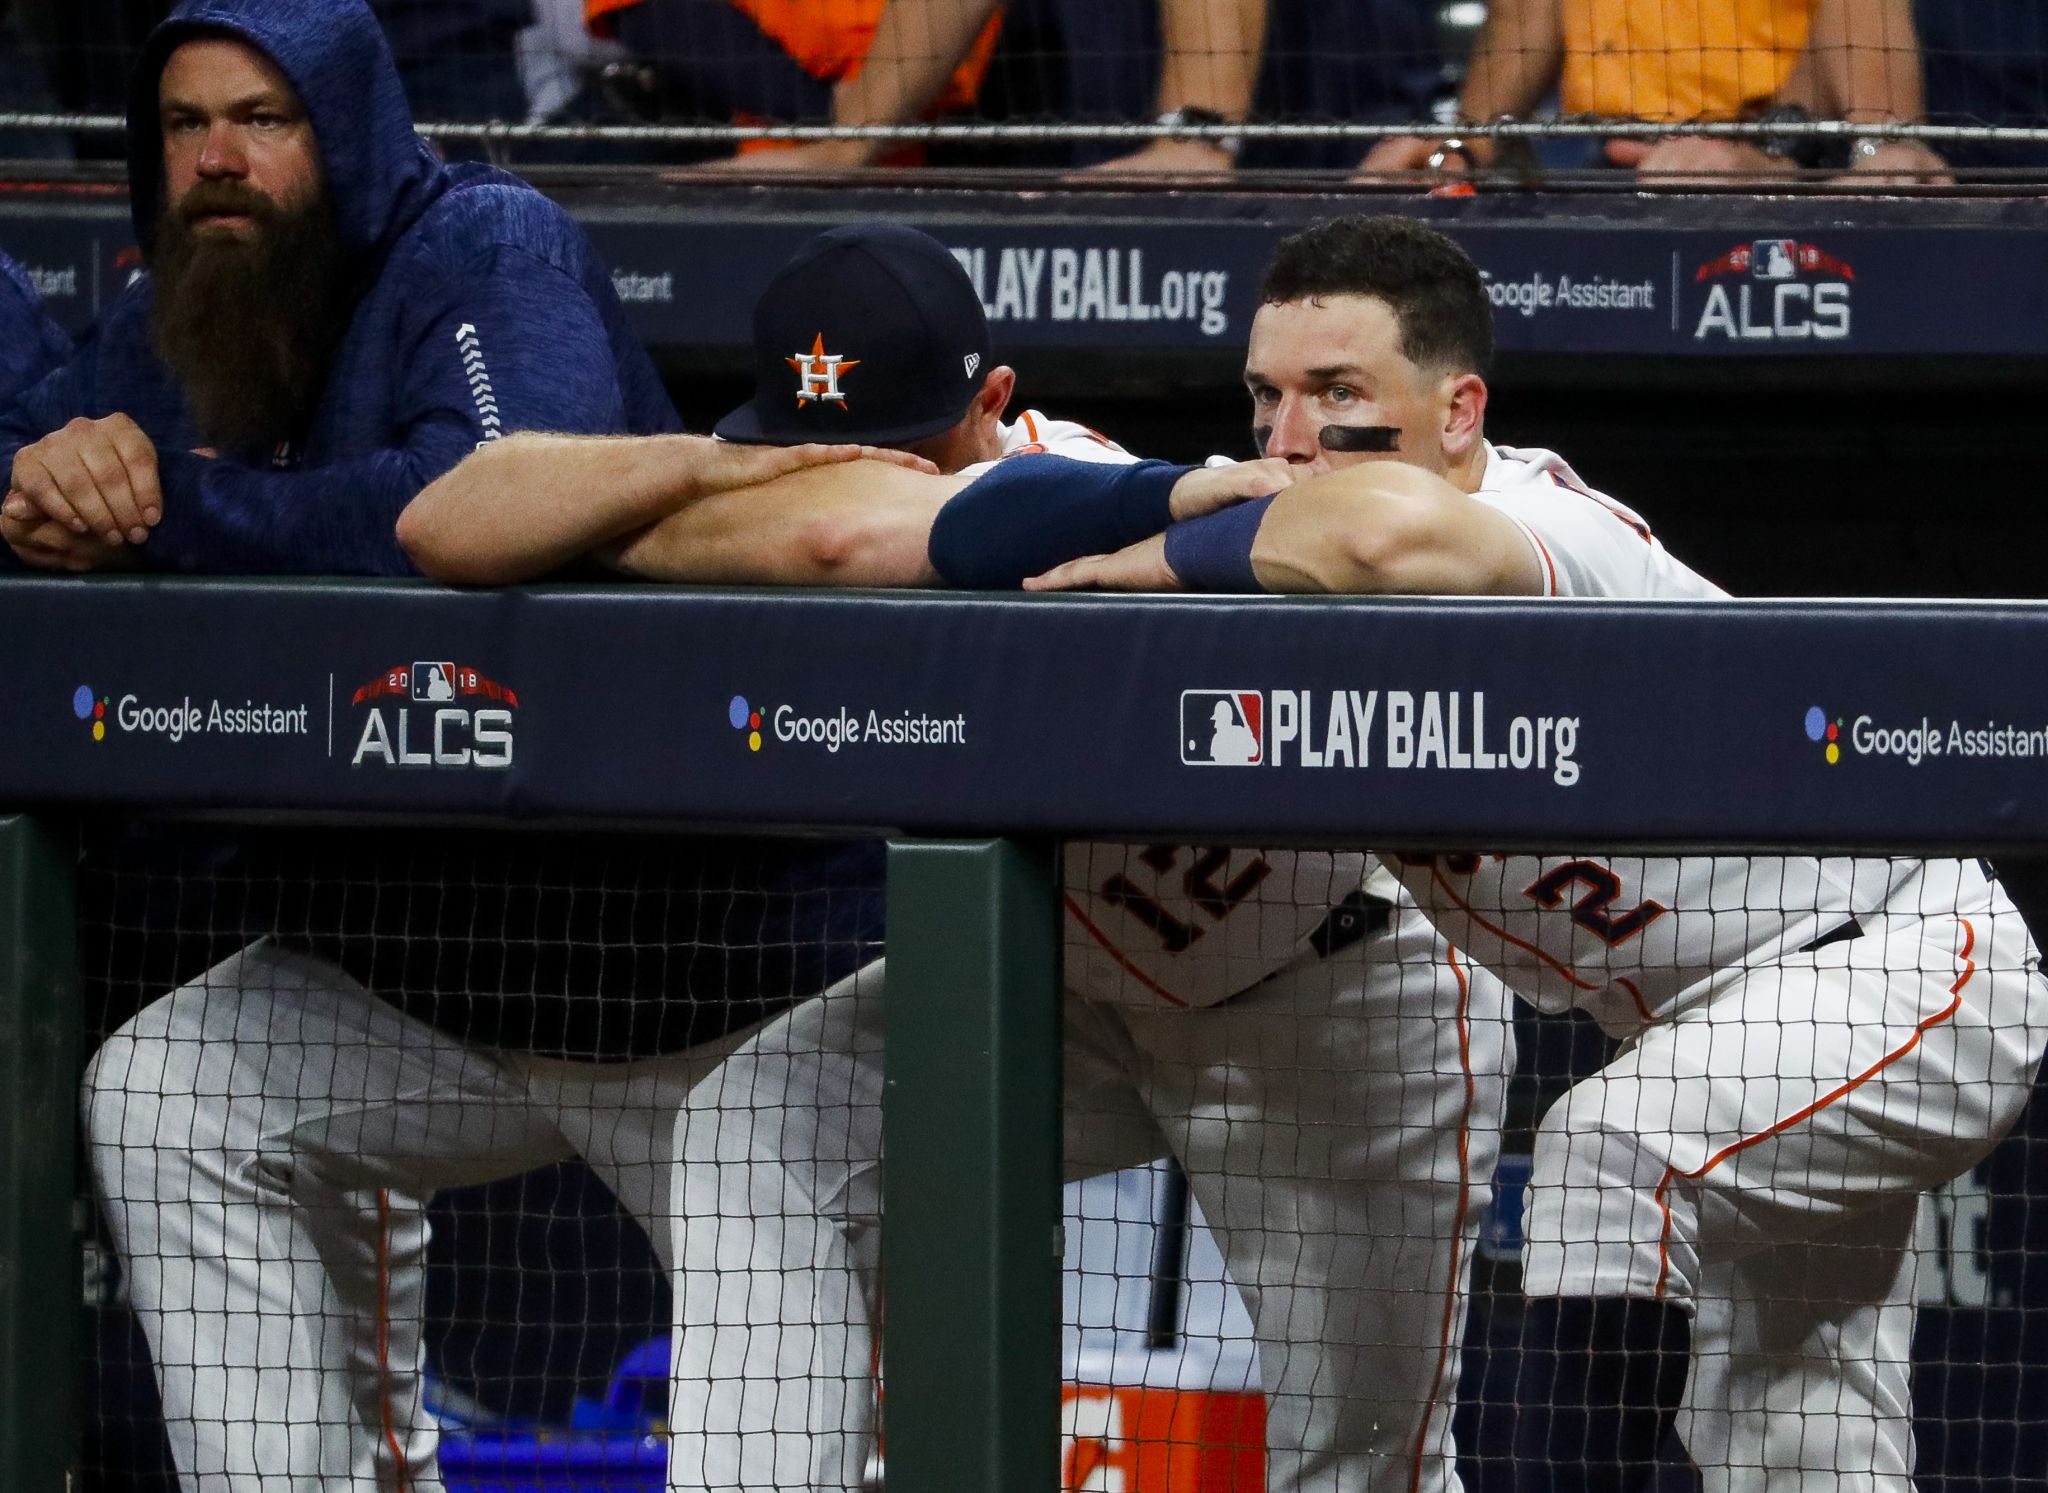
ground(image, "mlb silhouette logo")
xmin=1750 ymin=239 xmax=1799 ymax=281
xmin=411 ymin=662 xmax=458 ymax=702
xmin=1180 ymin=689 xmax=1263 ymax=766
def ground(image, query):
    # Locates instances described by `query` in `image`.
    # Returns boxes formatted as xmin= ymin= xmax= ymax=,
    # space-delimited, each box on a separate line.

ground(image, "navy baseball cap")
xmin=715 ymin=222 xmax=994 ymax=447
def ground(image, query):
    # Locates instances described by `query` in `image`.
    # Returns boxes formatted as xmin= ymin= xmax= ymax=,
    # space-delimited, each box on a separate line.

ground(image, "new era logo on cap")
xmin=964 ymin=352 xmax=981 ymax=378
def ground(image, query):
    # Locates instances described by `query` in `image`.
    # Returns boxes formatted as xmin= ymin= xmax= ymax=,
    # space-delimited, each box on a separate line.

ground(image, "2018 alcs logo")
xmin=350 ymin=661 xmax=518 ymax=769
xmin=1693 ymin=238 xmax=1855 ymax=344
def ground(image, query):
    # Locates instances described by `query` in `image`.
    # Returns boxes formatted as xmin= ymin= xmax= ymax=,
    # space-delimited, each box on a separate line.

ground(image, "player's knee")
xmin=1533 ymin=1086 xmax=1666 ymax=1195
xmin=1525 ymin=1089 xmax=1686 ymax=1299
xmin=674 ymin=1061 xmax=795 ymax=1166
xmin=79 ymin=1034 xmax=137 ymax=1157
xmin=81 ymin=1011 xmax=163 ymax=1153
xmin=80 ymin=985 xmax=220 ymax=1156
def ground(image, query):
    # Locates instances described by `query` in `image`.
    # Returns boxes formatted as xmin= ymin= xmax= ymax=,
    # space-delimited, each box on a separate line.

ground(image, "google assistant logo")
xmin=729 ymin=694 xmax=763 ymax=752
xmin=73 ymin=684 xmax=108 ymax=741
xmin=1804 ymin=705 xmax=1844 ymax=764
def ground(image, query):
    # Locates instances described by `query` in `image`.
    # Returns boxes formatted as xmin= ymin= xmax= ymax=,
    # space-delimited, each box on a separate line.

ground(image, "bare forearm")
xmin=1808 ymin=0 xmax=1925 ymax=121
xmin=1153 ymin=0 xmax=1269 ymax=118
xmin=1250 ymin=466 xmax=1542 ymax=596
xmin=397 ymin=432 xmax=705 ymax=585
xmin=611 ymin=461 xmax=962 ymax=586
xmin=828 ymin=0 xmax=1005 ymax=160
xmin=1457 ymin=0 xmax=1563 ymax=122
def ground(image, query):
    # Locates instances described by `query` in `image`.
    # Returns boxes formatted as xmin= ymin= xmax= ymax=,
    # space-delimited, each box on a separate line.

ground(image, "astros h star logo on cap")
xmin=788 ymin=333 xmax=861 ymax=407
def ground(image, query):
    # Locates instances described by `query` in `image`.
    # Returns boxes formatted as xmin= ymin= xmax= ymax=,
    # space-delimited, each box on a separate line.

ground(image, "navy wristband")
xmin=928 ymin=454 xmax=1195 ymax=589
xmin=1162 ymin=496 xmax=1274 ymax=592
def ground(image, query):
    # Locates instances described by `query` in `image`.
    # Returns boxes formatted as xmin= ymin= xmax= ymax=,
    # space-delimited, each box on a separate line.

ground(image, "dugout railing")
xmin=7 ymin=578 xmax=2048 ymax=1491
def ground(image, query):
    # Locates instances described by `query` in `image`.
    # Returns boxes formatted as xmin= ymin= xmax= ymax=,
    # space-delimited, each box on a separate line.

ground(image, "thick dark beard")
xmin=149 ymin=184 xmax=348 ymax=456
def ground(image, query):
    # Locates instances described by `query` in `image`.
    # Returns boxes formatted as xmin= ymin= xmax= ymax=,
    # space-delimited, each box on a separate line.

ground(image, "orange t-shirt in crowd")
xmin=1559 ymin=0 xmax=1815 ymax=120
xmin=586 ymin=0 xmax=1003 ymax=117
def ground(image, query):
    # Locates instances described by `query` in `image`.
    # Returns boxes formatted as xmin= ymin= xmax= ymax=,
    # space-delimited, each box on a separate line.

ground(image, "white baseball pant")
xmin=668 ymin=897 xmax=1512 ymax=1492
xmin=83 ymin=938 xmax=748 ymax=1493
xmin=1522 ymin=889 xmax=2046 ymax=1491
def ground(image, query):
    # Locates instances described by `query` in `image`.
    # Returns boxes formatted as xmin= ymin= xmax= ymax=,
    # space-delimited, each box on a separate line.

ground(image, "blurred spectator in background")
xmin=646 ymin=0 xmax=1437 ymax=174
xmin=1364 ymin=0 xmax=1947 ymax=183
xmin=17 ymin=0 xmax=158 ymax=157
xmin=1077 ymin=0 xmax=1439 ymax=173
xmin=1917 ymin=0 xmax=2048 ymax=170
xmin=519 ymin=0 xmax=628 ymax=122
xmin=10 ymin=0 xmax=533 ymax=158
xmin=0 ymin=249 xmax=71 ymax=405
xmin=0 ymin=1 xmax=76 ymax=159
xmin=377 ymin=0 xmax=535 ymax=126
xmin=586 ymin=0 xmax=1004 ymax=166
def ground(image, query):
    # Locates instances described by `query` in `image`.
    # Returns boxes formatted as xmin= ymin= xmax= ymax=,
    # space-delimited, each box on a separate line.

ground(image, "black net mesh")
xmin=67 ymin=824 xmax=2048 ymax=1489
xmin=74 ymin=817 xmax=884 ymax=1492
xmin=4 ymin=0 xmax=2046 ymax=175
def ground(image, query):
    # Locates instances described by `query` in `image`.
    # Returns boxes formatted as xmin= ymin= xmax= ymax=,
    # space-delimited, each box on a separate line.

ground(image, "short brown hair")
xmin=1259 ymin=215 xmax=1494 ymax=377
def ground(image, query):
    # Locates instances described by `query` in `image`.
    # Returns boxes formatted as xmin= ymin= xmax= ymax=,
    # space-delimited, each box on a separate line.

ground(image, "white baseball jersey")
xmin=671 ymin=420 xmax=1513 ymax=1493
xmin=958 ymin=409 xmax=1144 ymax=477
xmin=1387 ymin=445 xmax=1979 ymax=1039
xmin=966 ymin=411 xmax=1372 ymax=1008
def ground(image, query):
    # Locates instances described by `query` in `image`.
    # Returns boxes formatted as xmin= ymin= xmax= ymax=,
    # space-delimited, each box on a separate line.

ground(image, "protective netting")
xmin=73 ymin=821 xmax=2048 ymax=1490
xmin=1051 ymin=842 xmax=2048 ymax=1490
xmin=74 ymin=817 xmax=886 ymax=1491
xmin=4 ymin=0 xmax=2046 ymax=175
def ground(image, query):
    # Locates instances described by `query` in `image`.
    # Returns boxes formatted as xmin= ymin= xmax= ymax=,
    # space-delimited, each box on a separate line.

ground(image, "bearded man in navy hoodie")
xmin=0 ymin=0 xmax=672 ymax=573
xmin=0 ymin=249 xmax=70 ymax=409
xmin=15 ymin=5 xmax=890 ymax=1489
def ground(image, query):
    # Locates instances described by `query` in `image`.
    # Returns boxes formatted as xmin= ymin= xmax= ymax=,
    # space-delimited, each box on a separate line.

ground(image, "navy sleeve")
xmin=927 ymin=454 xmax=1194 ymax=590
xmin=1161 ymin=495 xmax=1274 ymax=592
xmin=144 ymin=246 xmax=633 ymax=576
xmin=0 ymin=274 xmax=70 ymax=410
xmin=0 ymin=340 xmax=96 ymax=482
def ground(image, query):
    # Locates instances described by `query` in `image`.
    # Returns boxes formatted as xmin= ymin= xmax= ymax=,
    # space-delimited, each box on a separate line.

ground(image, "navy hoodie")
xmin=0 ymin=0 xmax=678 ymax=576
xmin=29 ymin=0 xmax=881 ymax=1060
xmin=0 ymin=251 xmax=71 ymax=407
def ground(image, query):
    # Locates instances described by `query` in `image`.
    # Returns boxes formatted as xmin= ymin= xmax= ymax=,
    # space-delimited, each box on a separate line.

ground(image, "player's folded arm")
xmin=398 ymin=432 xmax=712 ymax=585
xmin=147 ymin=445 xmax=434 ymax=575
xmin=0 ymin=345 xmax=161 ymax=568
xmin=156 ymin=251 xmax=634 ymax=578
xmin=926 ymin=453 xmax=1195 ymax=589
xmin=610 ymin=458 xmax=966 ymax=587
xmin=1247 ymin=463 xmax=1546 ymax=596
xmin=1 ymin=341 xmax=106 ymax=491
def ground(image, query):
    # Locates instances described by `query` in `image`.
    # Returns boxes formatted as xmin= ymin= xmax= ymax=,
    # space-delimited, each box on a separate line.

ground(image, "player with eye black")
xmin=481 ymin=208 xmax=2046 ymax=1492
xmin=991 ymin=215 xmax=2048 ymax=1493
xmin=406 ymin=221 xmax=1516 ymax=1493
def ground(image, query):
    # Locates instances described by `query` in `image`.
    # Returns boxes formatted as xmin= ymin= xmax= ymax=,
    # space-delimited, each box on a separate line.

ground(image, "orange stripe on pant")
xmin=1407 ymin=946 xmax=1476 ymax=1493
xmin=375 ymin=1188 xmax=411 ymax=1493
xmin=1650 ymin=917 xmax=1979 ymax=1299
